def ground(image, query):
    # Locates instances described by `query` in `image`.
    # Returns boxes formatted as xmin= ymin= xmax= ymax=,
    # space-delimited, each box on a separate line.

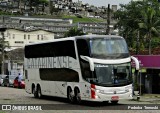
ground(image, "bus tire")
xmin=37 ymin=86 xmax=43 ymax=99
xmin=74 ymin=88 xmax=81 ymax=104
xmin=33 ymin=87 xmax=38 ymax=98
xmin=111 ymin=100 xmax=118 ymax=104
xmin=67 ymin=87 xmax=75 ymax=103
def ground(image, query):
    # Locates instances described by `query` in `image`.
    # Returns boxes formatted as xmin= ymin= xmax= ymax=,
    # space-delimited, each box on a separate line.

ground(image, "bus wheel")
xmin=37 ymin=86 xmax=43 ymax=99
xmin=111 ymin=100 xmax=118 ymax=104
xmin=75 ymin=88 xmax=81 ymax=104
xmin=33 ymin=87 xmax=38 ymax=98
xmin=67 ymin=87 xmax=75 ymax=103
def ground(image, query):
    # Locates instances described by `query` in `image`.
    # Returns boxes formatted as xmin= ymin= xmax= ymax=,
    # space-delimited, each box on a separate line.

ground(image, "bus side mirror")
xmin=80 ymin=55 xmax=94 ymax=71
xmin=131 ymin=56 xmax=139 ymax=70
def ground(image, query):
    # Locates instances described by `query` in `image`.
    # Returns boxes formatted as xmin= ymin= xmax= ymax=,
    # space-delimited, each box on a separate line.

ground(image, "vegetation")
xmin=64 ymin=27 xmax=85 ymax=37
xmin=62 ymin=15 xmax=105 ymax=23
xmin=114 ymin=0 xmax=160 ymax=54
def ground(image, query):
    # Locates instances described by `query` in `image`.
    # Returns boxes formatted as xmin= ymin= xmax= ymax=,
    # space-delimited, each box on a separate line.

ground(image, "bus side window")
xmin=76 ymin=39 xmax=90 ymax=56
xmin=76 ymin=39 xmax=91 ymax=81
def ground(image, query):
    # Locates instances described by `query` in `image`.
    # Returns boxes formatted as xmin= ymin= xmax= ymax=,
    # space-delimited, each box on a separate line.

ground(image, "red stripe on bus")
xmin=91 ymin=84 xmax=95 ymax=99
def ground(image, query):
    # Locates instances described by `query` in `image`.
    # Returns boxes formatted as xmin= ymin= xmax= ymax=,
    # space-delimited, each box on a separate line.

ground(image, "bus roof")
xmin=25 ymin=35 xmax=123 ymax=46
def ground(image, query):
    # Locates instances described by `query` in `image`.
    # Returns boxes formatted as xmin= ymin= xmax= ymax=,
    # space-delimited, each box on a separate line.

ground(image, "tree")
xmin=114 ymin=0 xmax=160 ymax=54
xmin=64 ymin=27 xmax=85 ymax=37
xmin=0 ymin=30 xmax=10 ymax=74
xmin=138 ymin=0 xmax=160 ymax=54
xmin=28 ymin=0 xmax=48 ymax=14
xmin=114 ymin=1 xmax=144 ymax=51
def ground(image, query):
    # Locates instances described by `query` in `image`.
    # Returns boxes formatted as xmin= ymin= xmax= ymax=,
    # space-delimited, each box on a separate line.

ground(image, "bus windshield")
xmin=92 ymin=63 xmax=132 ymax=86
xmin=89 ymin=38 xmax=129 ymax=59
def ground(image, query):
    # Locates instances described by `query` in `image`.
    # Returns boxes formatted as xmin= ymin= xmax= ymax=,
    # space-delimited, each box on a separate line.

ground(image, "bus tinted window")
xmin=25 ymin=40 xmax=76 ymax=59
xmin=40 ymin=68 xmax=79 ymax=82
xmin=76 ymin=39 xmax=90 ymax=56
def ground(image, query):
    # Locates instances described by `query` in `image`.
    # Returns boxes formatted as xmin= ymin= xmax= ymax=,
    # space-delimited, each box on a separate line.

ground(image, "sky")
xmin=73 ymin=0 xmax=132 ymax=7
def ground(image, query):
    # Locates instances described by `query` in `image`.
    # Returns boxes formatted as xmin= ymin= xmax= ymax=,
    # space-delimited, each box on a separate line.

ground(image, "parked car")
xmin=2 ymin=75 xmax=9 ymax=87
xmin=13 ymin=77 xmax=25 ymax=88
xmin=1 ymin=75 xmax=16 ymax=87
xmin=0 ymin=75 xmax=8 ymax=86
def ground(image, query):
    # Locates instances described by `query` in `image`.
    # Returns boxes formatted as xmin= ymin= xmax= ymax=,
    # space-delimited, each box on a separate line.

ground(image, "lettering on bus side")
xmin=26 ymin=56 xmax=76 ymax=69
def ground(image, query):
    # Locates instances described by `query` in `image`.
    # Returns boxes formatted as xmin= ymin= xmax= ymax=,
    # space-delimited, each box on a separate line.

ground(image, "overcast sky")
xmin=73 ymin=0 xmax=132 ymax=7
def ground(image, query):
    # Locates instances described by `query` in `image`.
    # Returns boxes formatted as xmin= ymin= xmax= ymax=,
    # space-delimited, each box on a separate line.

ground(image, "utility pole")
xmin=0 ymin=27 xmax=7 ymax=75
xmin=106 ymin=4 xmax=110 ymax=35
xmin=136 ymin=30 xmax=140 ymax=55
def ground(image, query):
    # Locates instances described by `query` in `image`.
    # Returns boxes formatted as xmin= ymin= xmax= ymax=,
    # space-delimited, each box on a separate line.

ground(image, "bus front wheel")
xmin=111 ymin=100 xmax=118 ymax=104
xmin=67 ymin=87 xmax=75 ymax=103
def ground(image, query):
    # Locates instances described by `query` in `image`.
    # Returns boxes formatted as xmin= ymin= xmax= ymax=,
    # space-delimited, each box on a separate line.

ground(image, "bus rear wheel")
xmin=74 ymin=88 xmax=81 ymax=104
xmin=37 ymin=86 xmax=43 ymax=99
xmin=33 ymin=87 xmax=38 ymax=98
xmin=67 ymin=87 xmax=75 ymax=103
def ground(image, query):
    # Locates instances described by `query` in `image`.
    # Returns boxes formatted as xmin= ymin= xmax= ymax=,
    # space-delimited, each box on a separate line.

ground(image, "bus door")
xmin=25 ymin=69 xmax=33 ymax=94
xmin=79 ymin=82 xmax=91 ymax=99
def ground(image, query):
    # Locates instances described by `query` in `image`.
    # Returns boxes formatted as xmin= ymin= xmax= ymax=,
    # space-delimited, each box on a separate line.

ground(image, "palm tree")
xmin=139 ymin=6 xmax=160 ymax=54
xmin=115 ymin=0 xmax=160 ymax=54
xmin=114 ymin=1 xmax=144 ymax=50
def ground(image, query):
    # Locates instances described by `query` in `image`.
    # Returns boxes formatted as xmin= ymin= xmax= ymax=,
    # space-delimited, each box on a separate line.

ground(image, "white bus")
xmin=24 ymin=35 xmax=139 ymax=104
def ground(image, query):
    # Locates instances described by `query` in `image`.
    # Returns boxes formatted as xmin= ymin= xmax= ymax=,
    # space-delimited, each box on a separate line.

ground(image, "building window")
xmin=41 ymin=35 xmax=43 ymax=38
xmin=13 ymin=34 xmax=15 ymax=39
xmin=15 ymin=41 xmax=24 ymax=44
xmin=37 ymin=35 xmax=39 ymax=40
xmin=28 ymin=35 xmax=30 ymax=40
xmin=24 ymin=34 xmax=26 ymax=39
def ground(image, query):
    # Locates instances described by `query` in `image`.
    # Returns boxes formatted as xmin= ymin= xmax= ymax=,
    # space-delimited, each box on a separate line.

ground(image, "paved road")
xmin=0 ymin=87 xmax=160 ymax=113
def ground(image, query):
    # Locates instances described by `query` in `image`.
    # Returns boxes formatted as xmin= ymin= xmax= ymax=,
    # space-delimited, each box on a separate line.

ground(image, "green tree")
xmin=138 ymin=2 xmax=160 ymax=54
xmin=114 ymin=0 xmax=160 ymax=54
xmin=64 ymin=27 xmax=85 ymax=37
xmin=28 ymin=0 xmax=48 ymax=13
xmin=114 ymin=1 xmax=143 ymax=54
xmin=0 ymin=31 xmax=10 ymax=74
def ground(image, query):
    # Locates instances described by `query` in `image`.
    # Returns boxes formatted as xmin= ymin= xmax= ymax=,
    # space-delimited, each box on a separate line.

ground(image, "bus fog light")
xmin=95 ymin=95 xmax=100 ymax=99
xmin=96 ymin=89 xmax=100 ymax=93
xmin=129 ymin=94 xmax=133 ymax=98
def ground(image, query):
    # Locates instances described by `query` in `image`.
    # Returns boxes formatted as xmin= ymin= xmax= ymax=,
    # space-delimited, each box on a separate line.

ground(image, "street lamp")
xmin=0 ymin=27 xmax=7 ymax=75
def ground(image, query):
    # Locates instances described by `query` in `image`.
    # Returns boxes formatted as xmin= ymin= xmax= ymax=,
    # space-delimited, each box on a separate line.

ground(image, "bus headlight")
xmin=96 ymin=89 xmax=104 ymax=93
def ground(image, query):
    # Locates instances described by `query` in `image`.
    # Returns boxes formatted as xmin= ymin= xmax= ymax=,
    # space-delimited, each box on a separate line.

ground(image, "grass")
xmin=62 ymin=15 xmax=105 ymax=23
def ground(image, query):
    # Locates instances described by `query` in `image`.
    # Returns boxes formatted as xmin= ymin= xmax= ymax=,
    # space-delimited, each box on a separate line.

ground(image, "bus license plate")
xmin=111 ymin=96 xmax=119 ymax=100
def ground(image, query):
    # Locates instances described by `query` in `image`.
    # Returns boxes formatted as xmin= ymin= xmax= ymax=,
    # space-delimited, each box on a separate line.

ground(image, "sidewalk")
xmin=133 ymin=94 xmax=160 ymax=103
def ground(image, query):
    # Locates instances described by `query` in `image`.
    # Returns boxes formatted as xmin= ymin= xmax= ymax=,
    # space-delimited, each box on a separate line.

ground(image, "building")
xmin=78 ymin=22 xmax=118 ymax=35
xmin=4 ymin=28 xmax=54 ymax=50
xmin=133 ymin=55 xmax=160 ymax=94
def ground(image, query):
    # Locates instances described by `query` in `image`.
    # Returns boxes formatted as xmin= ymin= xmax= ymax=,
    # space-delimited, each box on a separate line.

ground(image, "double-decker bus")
xmin=24 ymin=35 xmax=139 ymax=104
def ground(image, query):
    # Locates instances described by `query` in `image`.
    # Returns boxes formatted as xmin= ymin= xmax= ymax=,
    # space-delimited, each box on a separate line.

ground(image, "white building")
xmin=1 ymin=28 xmax=54 ymax=76
xmin=4 ymin=29 xmax=54 ymax=50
